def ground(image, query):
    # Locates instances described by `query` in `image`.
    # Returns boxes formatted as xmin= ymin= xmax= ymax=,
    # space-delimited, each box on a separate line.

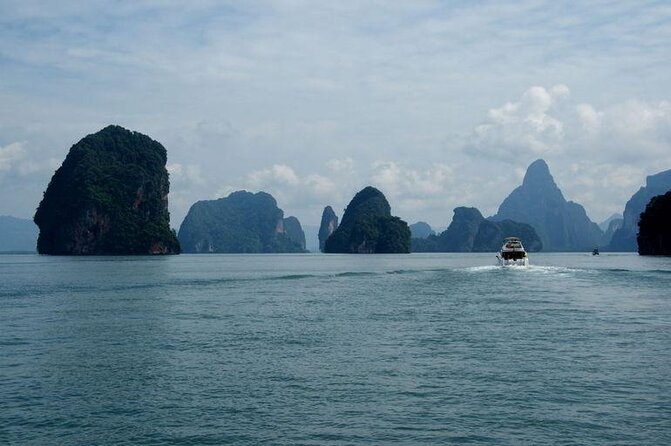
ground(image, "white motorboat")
xmin=497 ymin=237 xmax=529 ymax=266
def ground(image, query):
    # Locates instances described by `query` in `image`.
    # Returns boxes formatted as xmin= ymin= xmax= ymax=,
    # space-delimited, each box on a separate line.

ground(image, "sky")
xmin=1 ymin=0 xmax=670 ymax=229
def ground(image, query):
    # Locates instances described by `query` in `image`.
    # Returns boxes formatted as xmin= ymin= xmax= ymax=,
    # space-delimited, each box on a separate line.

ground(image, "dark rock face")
xmin=323 ymin=186 xmax=410 ymax=253
xmin=409 ymin=221 xmax=435 ymax=239
xmin=318 ymin=206 xmax=339 ymax=252
xmin=411 ymin=207 xmax=542 ymax=252
xmin=491 ymin=159 xmax=602 ymax=251
xmin=178 ymin=190 xmax=306 ymax=253
xmin=0 ymin=216 xmax=38 ymax=252
xmin=608 ymin=169 xmax=671 ymax=252
xmin=637 ymin=191 xmax=671 ymax=255
xmin=283 ymin=216 xmax=306 ymax=251
xmin=34 ymin=125 xmax=180 ymax=255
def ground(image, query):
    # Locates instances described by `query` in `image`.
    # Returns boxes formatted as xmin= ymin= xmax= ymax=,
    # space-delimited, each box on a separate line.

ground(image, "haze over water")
xmin=1 ymin=253 xmax=670 ymax=445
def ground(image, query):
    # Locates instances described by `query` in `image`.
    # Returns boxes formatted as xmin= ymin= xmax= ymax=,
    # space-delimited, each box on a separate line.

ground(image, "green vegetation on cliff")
xmin=34 ymin=125 xmax=180 ymax=255
xmin=637 ymin=191 xmax=671 ymax=255
xmin=178 ymin=191 xmax=306 ymax=253
xmin=324 ymin=186 xmax=410 ymax=253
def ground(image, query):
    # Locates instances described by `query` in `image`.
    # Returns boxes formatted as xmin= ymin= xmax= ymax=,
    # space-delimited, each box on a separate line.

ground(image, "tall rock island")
xmin=323 ymin=186 xmax=410 ymax=253
xmin=608 ymin=169 xmax=671 ymax=251
xmin=283 ymin=216 xmax=306 ymax=251
xmin=637 ymin=191 xmax=671 ymax=255
xmin=318 ymin=206 xmax=339 ymax=252
xmin=491 ymin=159 xmax=602 ymax=251
xmin=34 ymin=125 xmax=180 ymax=255
xmin=411 ymin=207 xmax=542 ymax=252
xmin=178 ymin=191 xmax=307 ymax=253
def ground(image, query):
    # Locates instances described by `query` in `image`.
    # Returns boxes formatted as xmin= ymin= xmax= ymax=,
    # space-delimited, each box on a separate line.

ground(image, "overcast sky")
xmin=1 ymin=0 xmax=670 ymax=228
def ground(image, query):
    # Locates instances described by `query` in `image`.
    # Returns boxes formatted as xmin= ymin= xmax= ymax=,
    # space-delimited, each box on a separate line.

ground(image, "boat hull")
xmin=498 ymin=257 xmax=529 ymax=267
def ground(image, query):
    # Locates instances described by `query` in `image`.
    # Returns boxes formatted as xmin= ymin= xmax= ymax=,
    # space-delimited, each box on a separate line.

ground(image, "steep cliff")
xmin=34 ymin=125 xmax=180 ymax=255
xmin=323 ymin=187 xmax=410 ymax=253
xmin=491 ymin=159 xmax=602 ymax=251
xmin=283 ymin=216 xmax=306 ymax=251
xmin=178 ymin=191 xmax=306 ymax=253
xmin=637 ymin=191 xmax=671 ymax=255
xmin=608 ymin=169 xmax=671 ymax=251
xmin=318 ymin=206 xmax=339 ymax=252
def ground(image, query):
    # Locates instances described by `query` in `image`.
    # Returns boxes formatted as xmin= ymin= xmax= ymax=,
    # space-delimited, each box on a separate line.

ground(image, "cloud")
xmin=327 ymin=157 xmax=354 ymax=173
xmin=467 ymin=85 xmax=570 ymax=161
xmin=0 ymin=142 xmax=25 ymax=171
xmin=1 ymin=1 xmax=671 ymax=225
xmin=248 ymin=164 xmax=300 ymax=187
xmin=0 ymin=141 xmax=60 ymax=176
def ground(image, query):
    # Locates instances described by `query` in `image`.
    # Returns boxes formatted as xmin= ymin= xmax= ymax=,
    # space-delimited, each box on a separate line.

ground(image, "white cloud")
xmin=469 ymin=85 xmax=569 ymax=161
xmin=1 ymin=2 xmax=671 ymax=225
xmin=327 ymin=157 xmax=354 ymax=173
xmin=0 ymin=141 xmax=61 ymax=176
xmin=167 ymin=163 xmax=205 ymax=186
xmin=0 ymin=142 xmax=25 ymax=171
xmin=248 ymin=164 xmax=300 ymax=187
xmin=576 ymin=103 xmax=602 ymax=131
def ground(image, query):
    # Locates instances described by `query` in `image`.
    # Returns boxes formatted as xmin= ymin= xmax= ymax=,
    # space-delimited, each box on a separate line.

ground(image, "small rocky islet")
xmin=323 ymin=186 xmax=411 ymax=254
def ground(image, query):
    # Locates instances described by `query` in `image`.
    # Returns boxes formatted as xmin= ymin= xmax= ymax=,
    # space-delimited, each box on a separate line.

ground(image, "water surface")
xmin=1 ymin=253 xmax=670 ymax=445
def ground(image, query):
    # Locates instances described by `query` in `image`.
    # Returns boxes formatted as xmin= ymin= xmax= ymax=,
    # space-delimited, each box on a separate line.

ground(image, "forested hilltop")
xmin=178 ymin=191 xmax=306 ymax=253
xmin=34 ymin=125 xmax=180 ymax=255
xmin=324 ymin=186 xmax=410 ymax=254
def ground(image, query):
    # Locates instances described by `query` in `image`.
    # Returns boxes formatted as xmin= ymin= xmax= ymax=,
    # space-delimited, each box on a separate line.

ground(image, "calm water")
xmin=1 ymin=253 xmax=670 ymax=445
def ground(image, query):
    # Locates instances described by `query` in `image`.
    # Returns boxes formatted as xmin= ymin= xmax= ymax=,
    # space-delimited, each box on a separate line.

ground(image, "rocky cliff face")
xmin=411 ymin=207 xmax=542 ymax=252
xmin=283 ymin=216 xmax=306 ymax=251
xmin=323 ymin=186 xmax=410 ymax=253
xmin=608 ymin=169 xmax=671 ymax=251
xmin=178 ymin=190 xmax=306 ymax=253
xmin=438 ymin=207 xmax=484 ymax=252
xmin=637 ymin=191 xmax=671 ymax=255
xmin=318 ymin=206 xmax=339 ymax=252
xmin=491 ymin=159 xmax=602 ymax=251
xmin=33 ymin=125 xmax=180 ymax=255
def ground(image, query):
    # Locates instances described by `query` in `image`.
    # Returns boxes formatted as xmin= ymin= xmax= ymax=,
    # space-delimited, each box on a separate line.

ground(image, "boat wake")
xmin=463 ymin=264 xmax=579 ymax=276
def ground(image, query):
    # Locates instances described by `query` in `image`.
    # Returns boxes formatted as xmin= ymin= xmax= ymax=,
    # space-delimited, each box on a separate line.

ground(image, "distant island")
xmin=178 ymin=190 xmax=307 ymax=253
xmin=19 ymin=132 xmax=671 ymax=257
xmin=607 ymin=168 xmax=671 ymax=251
xmin=324 ymin=186 xmax=410 ymax=253
xmin=318 ymin=206 xmax=339 ymax=252
xmin=491 ymin=159 xmax=602 ymax=252
xmin=34 ymin=125 xmax=180 ymax=255
xmin=412 ymin=207 xmax=542 ymax=252
xmin=637 ymin=191 xmax=671 ymax=255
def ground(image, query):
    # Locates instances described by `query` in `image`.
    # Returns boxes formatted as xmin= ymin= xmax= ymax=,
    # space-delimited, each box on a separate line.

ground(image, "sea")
xmin=1 ymin=253 xmax=670 ymax=445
